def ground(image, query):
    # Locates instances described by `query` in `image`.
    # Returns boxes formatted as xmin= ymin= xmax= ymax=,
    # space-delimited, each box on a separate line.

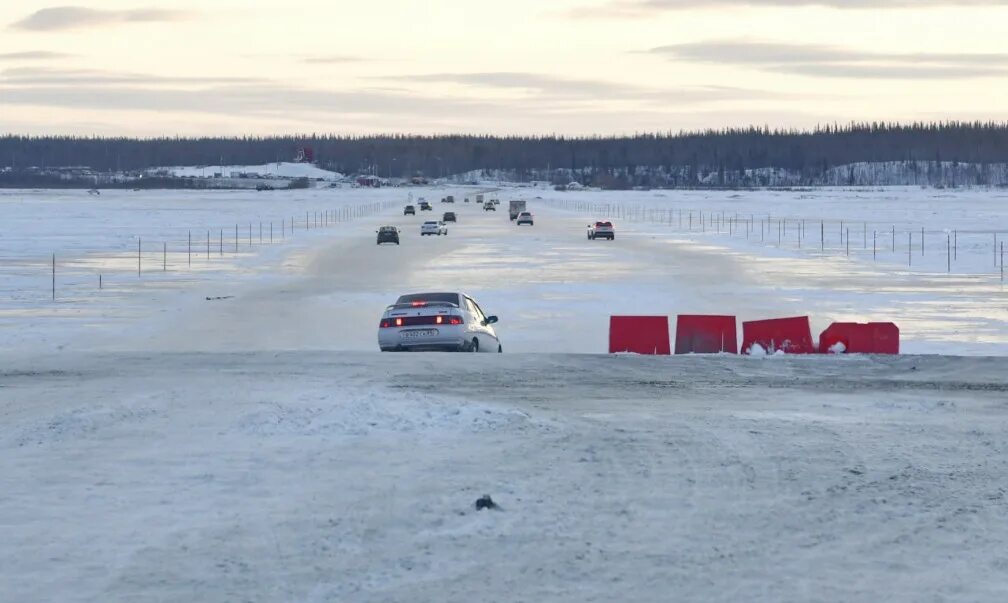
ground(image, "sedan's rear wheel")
xmin=471 ymin=338 xmax=479 ymax=352
xmin=498 ymin=344 xmax=502 ymax=353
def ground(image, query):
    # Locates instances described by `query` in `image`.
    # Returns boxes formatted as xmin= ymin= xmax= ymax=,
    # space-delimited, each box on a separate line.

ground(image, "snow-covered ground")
xmin=3 ymin=351 xmax=1008 ymax=602
xmin=1 ymin=185 xmax=1005 ymax=354
xmin=2 ymin=185 xmax=1008 ymax=601
xmin=165 ymin=161 xmax=343 ymax=181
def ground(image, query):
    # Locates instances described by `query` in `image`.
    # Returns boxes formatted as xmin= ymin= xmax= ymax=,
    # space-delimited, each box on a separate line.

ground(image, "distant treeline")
xmin=3 ymin=121 xmax=1008 ymax=183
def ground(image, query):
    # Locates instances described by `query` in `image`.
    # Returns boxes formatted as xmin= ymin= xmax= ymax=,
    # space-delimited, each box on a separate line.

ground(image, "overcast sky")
xmin=1 ymin=0 xmax=1007 ymax=136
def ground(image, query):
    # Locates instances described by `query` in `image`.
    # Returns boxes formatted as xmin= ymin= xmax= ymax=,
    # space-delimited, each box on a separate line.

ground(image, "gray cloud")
xmin=0 ymin=68 xmax=501 ymax=119
xmin=373 ymin=71 xmax=784 ymax=103
xmin=577 ymin=0 xmax=1008 ymax=17
xmin=0 ymin=68 xmax=800 ymax=134
xmin=0 ymin=82 xmax=513 ymax=128
xmin=0 ymin=50 xmax=73 ymax=60
xmin=0 ymin=67 xmax=264 ymax=86
xmin=301 ymin=55 xmax=367 ymax=65
xmin=10 ymin=6 xmax=191 ymax=31
xmin=648 ymin=40 xmax=1008 ymax=79
xmin=0 ymin=66 xmax=824 ymax=136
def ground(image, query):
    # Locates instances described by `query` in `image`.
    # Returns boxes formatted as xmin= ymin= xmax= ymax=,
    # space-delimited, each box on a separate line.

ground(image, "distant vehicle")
xmin=376 ymin=226 xmax=400 ymax=245
xmin=442 ymin=211 xmax=457 ymax=223
xmin=493 ymin=199 xmax=500 ymax=205
xmin=508 ymin=199 xmax=526 ymax=221
xmin=419 ymin=201 xmax=432 ymax=211
xmin=421 ymin=220 xmax=447 ymax=236
xmin=483 ymin=202 xmax=496 ymax=211
xmin=446 ymin=195 xmax=455 ymax=203
xmin=464 ymin=197 xmax=470 ymax=203
xmin=588 ymin=221 xmax=615 ymax=240
xmin=404 ymin=205 xmax=416 ymax=215
xmin=378 ymin=292 xmax=502 ymax=352
xmin=476 ymin=194 xmax=485 ymax=204
xmin=441 ymin=197 xmax=446 ymax=203
xmin=516 ymin=211 xmax=534 ymax=226
xmin=255 ymin=184 xmax=273 ymax=191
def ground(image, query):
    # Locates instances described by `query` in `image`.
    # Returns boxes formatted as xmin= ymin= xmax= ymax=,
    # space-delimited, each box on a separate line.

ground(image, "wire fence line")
xmin=545 ymin=199 xmax=1006 ymax=281
xmin=2 ymin=201 xmax=397 ymax=302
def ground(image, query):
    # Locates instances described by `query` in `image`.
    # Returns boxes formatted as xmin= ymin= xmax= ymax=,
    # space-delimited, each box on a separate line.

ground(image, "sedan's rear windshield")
xmin=396 ymin=292 xmax=460 ymax=305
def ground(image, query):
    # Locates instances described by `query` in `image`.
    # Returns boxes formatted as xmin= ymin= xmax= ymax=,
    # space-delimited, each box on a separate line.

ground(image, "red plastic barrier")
xmin=675 ymin=315 xmax=738 ymax=354
xmin=609 ymin=316 xmax=671 ymax=355
xmin=819 ymin=322 xmax=900 ymax=355
xmin=741 ymin=316 xmax=815 ymax=355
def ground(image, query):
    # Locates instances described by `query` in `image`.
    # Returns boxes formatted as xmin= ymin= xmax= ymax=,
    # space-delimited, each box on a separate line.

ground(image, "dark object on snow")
xmin=205 ymin=295 xmax=234 ymax=301
xmin=475 ymin=495 xmax=498 ymax=511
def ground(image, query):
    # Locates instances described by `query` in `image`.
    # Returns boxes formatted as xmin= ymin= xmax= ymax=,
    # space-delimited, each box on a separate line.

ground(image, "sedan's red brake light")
xmin=381 ymin=315 xmax=462 ymax=327
xmin=411 ymin=301 xmax=426 ymax=307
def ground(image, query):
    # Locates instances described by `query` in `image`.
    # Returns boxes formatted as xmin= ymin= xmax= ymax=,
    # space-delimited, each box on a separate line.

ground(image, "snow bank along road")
xmin=3 ymin=351 xmax=1007 ymax=602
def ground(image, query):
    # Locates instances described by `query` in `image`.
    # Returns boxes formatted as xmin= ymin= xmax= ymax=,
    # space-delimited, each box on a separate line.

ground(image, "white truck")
xmin=508 ymin=200 xmax=526 ymax=221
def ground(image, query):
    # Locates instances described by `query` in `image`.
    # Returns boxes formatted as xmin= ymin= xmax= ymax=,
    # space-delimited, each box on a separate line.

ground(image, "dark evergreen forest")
xmin=3 ymin=121 xmax=1008 ymax=182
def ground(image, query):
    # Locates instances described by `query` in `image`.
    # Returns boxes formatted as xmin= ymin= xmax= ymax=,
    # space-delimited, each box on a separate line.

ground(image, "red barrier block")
xmin=741 ymin=316 xmax=815 ymax=355
xmin=609 ymin=316 xmax=671 ymax=355
xmin=675 ymin=315 xmax=738 ymax=354
xmin=820 ymin=322 xmax=900 ymax=355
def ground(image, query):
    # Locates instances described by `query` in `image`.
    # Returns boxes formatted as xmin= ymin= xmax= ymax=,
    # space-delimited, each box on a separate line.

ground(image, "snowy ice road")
xmin=3 ymin=350 xmax=1008 ymax=602
xmin=2 ymin=187 xmax=1008 ymax=601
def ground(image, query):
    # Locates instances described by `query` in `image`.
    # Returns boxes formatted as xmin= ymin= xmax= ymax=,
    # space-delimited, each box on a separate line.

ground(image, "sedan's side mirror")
xmin=483 ymin=316 xmax=499 ymax=325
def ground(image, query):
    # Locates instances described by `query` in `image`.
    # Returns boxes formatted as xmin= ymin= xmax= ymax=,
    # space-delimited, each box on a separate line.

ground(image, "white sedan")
xmin=420 ymin=220 xmax=447 ymax=236
xmin=378 ymin=292 xmax=502 ymax=352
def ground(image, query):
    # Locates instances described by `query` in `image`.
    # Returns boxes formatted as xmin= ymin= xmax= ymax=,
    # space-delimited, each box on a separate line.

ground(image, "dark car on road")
xmin=443 ymin=212 xmax=457 ymax=223
xmin=419 ymin=201 xmax=432 ymax=211
xmin=404 ymin=205 xmax=415 ymax=215
xmin=377 ymin=226 xmax=400 ymax=245
xmin=588 ymin=221 xmax=615 ymax=240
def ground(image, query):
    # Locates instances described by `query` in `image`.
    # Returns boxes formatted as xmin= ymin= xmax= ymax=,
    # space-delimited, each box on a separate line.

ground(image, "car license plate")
xmin=401 ymin=329 xmax=438 ymax=339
